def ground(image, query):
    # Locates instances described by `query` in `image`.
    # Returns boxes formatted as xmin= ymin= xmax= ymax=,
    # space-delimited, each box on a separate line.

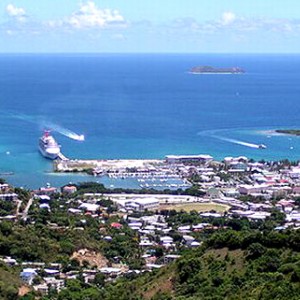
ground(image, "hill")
xmin=100 ymin=229 xmax=300 ymax=300
xmin=0 ymin=263 xmax=23 ymax=299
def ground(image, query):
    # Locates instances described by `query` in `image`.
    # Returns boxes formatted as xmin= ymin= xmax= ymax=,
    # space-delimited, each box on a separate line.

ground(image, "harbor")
xmin=54 ymin=157 xmax=193 ymax=190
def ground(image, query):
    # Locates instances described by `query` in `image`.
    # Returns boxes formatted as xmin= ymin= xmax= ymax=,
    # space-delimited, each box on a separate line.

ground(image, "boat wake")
xmin=42 ymin=122 xmax=85 ymax=141
xmin=8 ymin=111 xmax=85 ymax=141
xmin=197 ymin=130 xmax=266 ymax=149
xmin=214 ymin=136 xmax=262 ymax=149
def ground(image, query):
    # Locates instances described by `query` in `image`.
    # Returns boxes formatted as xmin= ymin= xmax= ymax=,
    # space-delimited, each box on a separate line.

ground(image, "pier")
xmin=57 ymin=152 xmax=69 ymax=161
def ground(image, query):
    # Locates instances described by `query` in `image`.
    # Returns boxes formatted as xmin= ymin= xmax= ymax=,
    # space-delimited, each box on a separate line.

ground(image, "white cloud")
xmin=168 ymin=12 xmax=300 ymax=36
xmin=111 ymin=33 xmax=125 ymax=40
xmin=6 ymin=4 xmax=26 ymax=20
xmin=221 ymin=11 xmax=236 ymax=25
xmin=66 ymin=1 xmax=127 ymax=29
xmin=5 ymin=29 xmax=14 ymax=36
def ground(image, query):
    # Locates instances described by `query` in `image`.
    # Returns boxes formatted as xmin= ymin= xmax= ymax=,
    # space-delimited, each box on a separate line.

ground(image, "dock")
xmin=57 ymin=152 xmax=69 ymax=161
xmin=54 ymin=158 xmax=163 ymax=173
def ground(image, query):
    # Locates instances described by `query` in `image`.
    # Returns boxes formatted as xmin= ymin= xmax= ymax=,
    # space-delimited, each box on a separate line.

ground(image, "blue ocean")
xmin=1 ymin=53 xmax=300 ymax=188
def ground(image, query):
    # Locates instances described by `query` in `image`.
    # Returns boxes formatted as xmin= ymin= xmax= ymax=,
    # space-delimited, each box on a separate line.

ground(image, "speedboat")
xmin=258 ymin=144 xmax=267 ymax=149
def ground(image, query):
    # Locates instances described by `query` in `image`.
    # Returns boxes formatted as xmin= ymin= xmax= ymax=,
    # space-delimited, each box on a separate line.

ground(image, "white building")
xmin=238 ymin=184 xmax=269 ymax=195
xmin=165 ymin=154 xmax=213 ymax=164
xmin=125 ymin=198 xmax=159 ymax=211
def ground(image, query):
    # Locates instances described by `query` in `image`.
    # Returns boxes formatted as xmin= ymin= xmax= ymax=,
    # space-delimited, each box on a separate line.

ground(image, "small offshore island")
xmin=190 ymin=65 xmax=245 ymax=74
xmin=276 ymin=129 xmax=300 ymax=136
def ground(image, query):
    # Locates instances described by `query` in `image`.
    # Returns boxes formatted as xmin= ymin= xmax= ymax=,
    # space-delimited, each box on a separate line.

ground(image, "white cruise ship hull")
xmin=39 ymin=145 xmax=60 ymax=160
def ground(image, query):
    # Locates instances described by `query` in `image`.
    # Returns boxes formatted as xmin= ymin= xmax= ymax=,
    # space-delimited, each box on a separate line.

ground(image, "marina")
xmin=54 ymin=157 xmax=192 ymax=190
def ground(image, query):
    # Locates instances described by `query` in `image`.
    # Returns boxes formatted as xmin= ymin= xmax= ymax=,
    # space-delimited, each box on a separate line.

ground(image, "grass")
xmin=159 ymin=202 xmax=229 ymax=213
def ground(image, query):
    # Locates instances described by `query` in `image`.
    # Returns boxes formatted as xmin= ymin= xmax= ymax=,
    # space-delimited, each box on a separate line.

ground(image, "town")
xmin=0 ymin=154 xmax=300 ymax=298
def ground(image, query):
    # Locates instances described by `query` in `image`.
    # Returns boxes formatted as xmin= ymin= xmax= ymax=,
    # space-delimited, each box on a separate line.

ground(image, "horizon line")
xmin=1 ymin=52 xmax=300 ymax=55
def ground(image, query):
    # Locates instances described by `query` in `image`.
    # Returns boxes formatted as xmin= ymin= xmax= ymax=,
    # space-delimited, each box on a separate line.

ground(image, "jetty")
xmin=54 ymin=158 xmax=163 ymax=173
xmin=57 ymin=152 xmax=69 ymax=161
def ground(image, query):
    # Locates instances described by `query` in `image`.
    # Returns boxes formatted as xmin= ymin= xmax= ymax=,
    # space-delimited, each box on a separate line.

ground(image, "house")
xmin=0 ymin=193 xmax=18 ymax=201
xmin=33 ymin=284 xmax=48 ymax=295
xmin=0 ymin=184 xmax=10 ymax=192
xmin=99 ymin=267 xmax=122 ymax=277
xmin=246 ymin=211 xmax=271 ymax=220
xmin=139 ymin=240 xmax=154 ymax=247
xmin=292 ymin=186 xmax=300 ymax=194
xmin=200 ymin=212 xmax=222 ymax=218
xmin=224 ymin=156 xmax=248 ymax=165
xmin=275 ymin=199 xmax=295 ymax=212
xmin=0 ymin=256 xmax=17 ymax=266
xmin=40 ymin=203 xmax=50 ymax=210
xmin=68 ymin=208 xmax=82 ymax=215
xmin=190 ymin=241 xmax=201 ymax=248
xmin=288 ymin=168 xmax=300 ymax=179
xmin=110 ymin=222 xmax=123 ymax=229
xmin=178 ymin=225 xmax=191 ymax=233
xmin=182 ymin=235 xmax=195 ymax=246
xmin=164 ymin=255 xmax=181 ymax=264
xmin=128 ymin=222 xmax=143 ymax=229
xmin=37 ymin=187 xmax=58 ymax=196
xmin=160 ymin=236 xmax=174 ymax=248
xmin=38 ymin=195 xmax=51 ymax=202
xmin=44 ymin=277 xmax=64 ymax=291
xmin=238 ymin=184 xmax=269 ymax=195
xmin=62 ymin=185 xmax=77 ymax=194
xmin=20 ymin=268 xmax=37 ymax=285
xmin=286 ymin=211 xmax=300 ymax=222
xmin=78 ymin=203 xmax=100 ymax=213
xmin=146 ymin=264 xmax=164 ymax=269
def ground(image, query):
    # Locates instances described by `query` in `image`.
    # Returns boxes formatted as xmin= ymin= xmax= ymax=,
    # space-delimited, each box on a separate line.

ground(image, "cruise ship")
xmin=39 ymin=131 xmax=61 ymax=159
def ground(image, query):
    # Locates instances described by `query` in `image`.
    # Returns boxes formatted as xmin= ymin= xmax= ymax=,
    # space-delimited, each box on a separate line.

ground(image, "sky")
xmin=1 ymin=0 xmax=300 ymax=53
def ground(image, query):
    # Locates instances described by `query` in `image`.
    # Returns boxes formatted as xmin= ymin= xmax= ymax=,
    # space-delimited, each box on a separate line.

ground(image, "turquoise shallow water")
xmin=1 ymin=53 xmax=300 ymax=188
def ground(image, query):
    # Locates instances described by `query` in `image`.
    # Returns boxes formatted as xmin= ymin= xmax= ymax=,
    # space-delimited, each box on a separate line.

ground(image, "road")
xmin=21 ymin=198 xmax=33 ymax=221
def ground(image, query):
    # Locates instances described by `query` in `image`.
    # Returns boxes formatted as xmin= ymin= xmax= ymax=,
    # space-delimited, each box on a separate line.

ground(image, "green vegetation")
xmin=90 ymin=228 xmax=300 ymax=300
xmin=0 ymin=181 xmax=299 ymax=299
xmin=276 ymin=129 xmax=300 ymax=136
xmin=0 ymin=197 xmax=139 ymax=265
xmin=0 ymin=263 xmax=22 ymax=300
xmin=0 ymin=200 xmax=15 ymax=216
xmin=74 ymin=182 xmax=205 ymax=197
xmin=159 ymin=203 xmax=229 ymax=213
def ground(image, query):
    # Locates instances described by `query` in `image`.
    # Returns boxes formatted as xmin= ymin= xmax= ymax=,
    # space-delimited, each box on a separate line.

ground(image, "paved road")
xmin=21 ymin=198 xmax=33 ymax=221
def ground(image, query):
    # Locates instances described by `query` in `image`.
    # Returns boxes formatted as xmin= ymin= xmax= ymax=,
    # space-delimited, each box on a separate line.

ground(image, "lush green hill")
xmin=99 ymin=229 xmax=300 ymax=300
xmin=0 ymin=263 xmax=23 ymax=300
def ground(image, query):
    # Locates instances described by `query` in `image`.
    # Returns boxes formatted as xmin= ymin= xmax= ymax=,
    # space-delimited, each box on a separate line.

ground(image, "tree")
xmin=94 ymin=273 xmax=105 ymax=287
xmin=0 ymin=221 xmax=12 ymax=236
xmin=247 ymin=242 xmax=266 ymax=259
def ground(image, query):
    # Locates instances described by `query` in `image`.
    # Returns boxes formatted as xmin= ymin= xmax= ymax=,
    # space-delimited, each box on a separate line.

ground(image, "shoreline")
xmin=256 ymin=129 xmax=286 ymax=136
xmin=275 ymin=129 xmax=300 ymax=136
xmin=189 ymin=71 xmax=243 ymax=75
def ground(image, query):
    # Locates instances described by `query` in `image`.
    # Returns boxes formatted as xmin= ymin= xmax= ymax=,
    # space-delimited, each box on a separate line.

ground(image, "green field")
xmin=159 ymin=202 xmax=229 ymax=213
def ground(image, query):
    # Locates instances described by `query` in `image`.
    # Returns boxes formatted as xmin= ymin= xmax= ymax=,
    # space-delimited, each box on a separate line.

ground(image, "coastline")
xmin=256 ymin=129 xmax=285 ymax=136
xmin=189 ymin=71 xmax=243 ymax=75
xmin=257 ymin=129 xmax=300 ymax=137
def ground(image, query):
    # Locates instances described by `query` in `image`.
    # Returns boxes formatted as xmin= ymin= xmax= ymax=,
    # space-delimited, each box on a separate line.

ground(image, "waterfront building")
xmin=165 ymin=154 xmax=213 ymax=164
